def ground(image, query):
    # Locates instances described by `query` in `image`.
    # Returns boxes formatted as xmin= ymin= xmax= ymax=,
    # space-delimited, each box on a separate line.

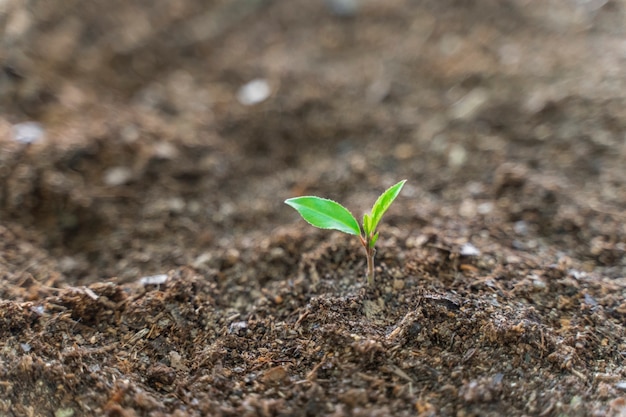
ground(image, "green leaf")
xmin=369 ymin=231 xmax=379 ymax=248
xmin=285 ymin=196 xmax=361 ymax=236
xmin=367 ymin=180 xmax=406 ymax=233
xmin=363 ymin=213 xmax=372 ymax=235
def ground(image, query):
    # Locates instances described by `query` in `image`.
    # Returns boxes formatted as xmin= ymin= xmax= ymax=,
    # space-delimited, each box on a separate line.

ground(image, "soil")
xmin=1 ymin=1 xmax=626 ymax=416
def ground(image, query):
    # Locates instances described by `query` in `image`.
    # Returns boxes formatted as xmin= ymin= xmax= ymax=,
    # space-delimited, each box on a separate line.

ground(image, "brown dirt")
xmin=1 ymin=1 xmax=626 ymax=416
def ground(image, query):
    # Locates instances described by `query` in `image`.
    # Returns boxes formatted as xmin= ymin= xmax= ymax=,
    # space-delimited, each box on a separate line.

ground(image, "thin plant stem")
xmin=362 ymin=235 xmax=376 ymax=286
xmin=365 ymin=246 xmax=375 ymax=286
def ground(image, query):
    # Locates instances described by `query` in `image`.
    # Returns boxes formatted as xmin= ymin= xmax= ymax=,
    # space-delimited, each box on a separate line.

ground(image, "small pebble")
xmin=460 ymin=243 xmax=480 ymax=257
xmin=30 ymin=305 xmax=45 ymax=315
xmin=477 ymin=202 xmax=494 ymax=214
xmin=103 ymin=166 xmax=133 ymax=186
xmin=54 ymin=408 xmax=74 ymax=417
xmin=237 ymin=79 xmax=271 ymax=105
xmin=169 ymin=351 xmax=189 ymax=372
xmin=139 ymin=274 xmax=168 ymax=286
xmin=448 ymin=144 xmax=467 ymax=167
xmin=393 ymin=279 xmax=405 ymax=290
xmin=229 ymin=321 xmax=248 ymax=335
xmin=532 ymin=277 xmax=547 ymax=290
xmin=12 ymin=121 xmax=45 ymax=144
xmin=514 ymin=220 xmax=528 ymax=235
xmin=167 ymin=197 xmax=185 ymax=213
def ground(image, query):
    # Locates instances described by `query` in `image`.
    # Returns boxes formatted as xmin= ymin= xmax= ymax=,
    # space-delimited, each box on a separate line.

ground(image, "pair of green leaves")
xmin=284 ymin=180 xmax=406 ymax=244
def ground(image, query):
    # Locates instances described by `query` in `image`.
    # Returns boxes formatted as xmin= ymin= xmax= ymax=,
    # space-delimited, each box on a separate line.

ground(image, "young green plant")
xmin=285 ymin=180 xmax=406 ymax=286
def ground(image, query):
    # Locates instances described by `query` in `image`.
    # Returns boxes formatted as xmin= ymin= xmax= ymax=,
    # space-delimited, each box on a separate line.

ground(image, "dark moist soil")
xmin=1 ymin=1 xmax=626 ymax=416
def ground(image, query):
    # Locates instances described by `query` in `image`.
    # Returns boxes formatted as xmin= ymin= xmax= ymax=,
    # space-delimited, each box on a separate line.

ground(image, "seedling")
xmin=285 ymin=180 xmax=406 ymax=286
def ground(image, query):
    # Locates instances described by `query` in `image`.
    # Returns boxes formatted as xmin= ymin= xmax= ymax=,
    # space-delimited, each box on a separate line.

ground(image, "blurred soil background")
xmin=0 ymin=0 xmax=625 ymax=416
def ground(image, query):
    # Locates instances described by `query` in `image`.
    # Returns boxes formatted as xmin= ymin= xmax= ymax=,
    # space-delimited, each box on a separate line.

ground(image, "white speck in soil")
xmin=229 ymin=321 xmax=248 ymax=335
xmin=460 ymin=243 xmax=480 ymax=257
xmin=237 ymin=79 xmax=271 ymax=106
xmin=103 ymin=166 xmax=133 ymax=186
xmin=12 ymin=121 xmax=45 ymax=144
xmin=139 ymin=274 xmax=168 ymax=286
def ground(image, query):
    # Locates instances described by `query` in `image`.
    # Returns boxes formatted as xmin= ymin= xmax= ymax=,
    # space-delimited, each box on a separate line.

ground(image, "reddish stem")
xmin=362 ymin=235 xmax=376 ymax=286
